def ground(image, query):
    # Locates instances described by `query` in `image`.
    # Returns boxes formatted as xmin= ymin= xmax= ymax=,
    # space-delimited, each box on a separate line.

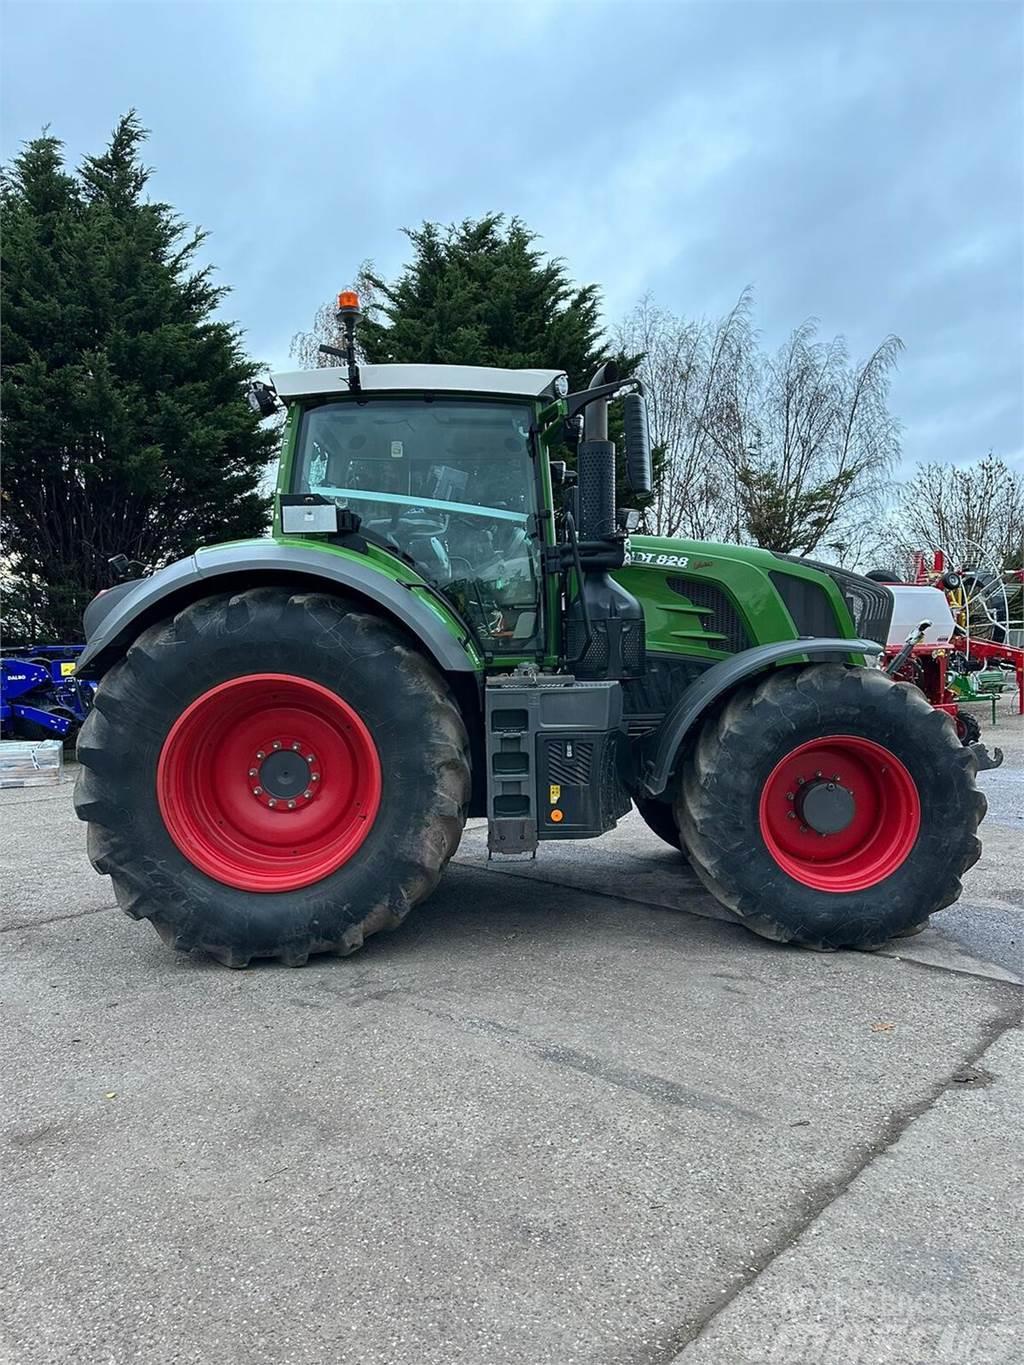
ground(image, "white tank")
xmin=885 ymin=584 xmax=957 ymax=645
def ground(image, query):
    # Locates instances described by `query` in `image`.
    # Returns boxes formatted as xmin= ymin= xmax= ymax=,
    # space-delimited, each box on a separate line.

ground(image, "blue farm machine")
xmin=1 ymin=645 xmax=96 ymax=742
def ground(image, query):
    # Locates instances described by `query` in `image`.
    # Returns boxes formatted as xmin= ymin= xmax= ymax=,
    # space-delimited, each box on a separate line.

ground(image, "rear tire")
xmin=955 ymin=709 xmax=981 ymax=746
xmin=634 ymin=796 xmax=683 ymax=852
xmin=74 ymin=589 xmax=471 ymax=966
xmin=676 ymin=664 xmax=985 ymax=950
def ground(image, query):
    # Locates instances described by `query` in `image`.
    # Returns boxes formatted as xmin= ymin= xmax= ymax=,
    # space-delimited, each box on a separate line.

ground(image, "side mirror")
xmin=247 ymin=381 xmax=279 ymax=419
xmin=622 ymin=392 xmax=652 ymax=495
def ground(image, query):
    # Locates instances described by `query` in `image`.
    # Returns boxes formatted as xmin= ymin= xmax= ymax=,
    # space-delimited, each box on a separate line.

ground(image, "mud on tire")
xmin=676 ymin=664 xmax=986 ymax=950
xmin=74 ymin=589 xmax=471 ymax=966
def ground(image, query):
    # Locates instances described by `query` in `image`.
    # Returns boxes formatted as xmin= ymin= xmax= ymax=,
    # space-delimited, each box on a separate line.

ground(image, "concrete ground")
xmin=1 ymin=698 xmax=1021 ymax=1365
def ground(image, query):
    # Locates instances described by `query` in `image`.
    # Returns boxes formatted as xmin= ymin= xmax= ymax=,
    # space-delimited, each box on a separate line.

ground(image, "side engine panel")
xmin=611 ymin=536 xmax=893 ymax=735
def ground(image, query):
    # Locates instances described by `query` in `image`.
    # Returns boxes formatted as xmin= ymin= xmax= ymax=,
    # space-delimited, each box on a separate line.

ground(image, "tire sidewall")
xmin=94 ymin=594 xmax=466 ymax=954
xmin=680 ymin=668 xmax=980 ymax=943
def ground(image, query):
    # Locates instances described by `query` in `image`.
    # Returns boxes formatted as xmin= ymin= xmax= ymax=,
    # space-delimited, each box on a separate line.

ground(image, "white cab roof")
xmin=271 ymin=363 xmax=567 ymax=403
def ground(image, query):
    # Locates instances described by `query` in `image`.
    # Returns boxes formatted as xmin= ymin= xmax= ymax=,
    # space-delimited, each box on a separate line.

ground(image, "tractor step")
xmin=484 ymin=673 xmax=630 ymax=855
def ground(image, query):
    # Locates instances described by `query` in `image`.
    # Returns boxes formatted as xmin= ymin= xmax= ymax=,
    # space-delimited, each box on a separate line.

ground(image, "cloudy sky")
xmin=3 ymin=0 xmax=1021 ymax=473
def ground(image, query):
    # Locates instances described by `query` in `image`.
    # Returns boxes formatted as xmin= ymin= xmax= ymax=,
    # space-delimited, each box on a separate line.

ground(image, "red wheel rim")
xmin=757 ymin=736 xmax=920 ymax=892
xmin=157 ymin=674 xmax=382 ymax=892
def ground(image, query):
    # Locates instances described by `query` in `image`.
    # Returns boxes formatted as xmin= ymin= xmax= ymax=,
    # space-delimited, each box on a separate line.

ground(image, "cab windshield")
xmin=294 ymin=399 xmax=542 ymax=653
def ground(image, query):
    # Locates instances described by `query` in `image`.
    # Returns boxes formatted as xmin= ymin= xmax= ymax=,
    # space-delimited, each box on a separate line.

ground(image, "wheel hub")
xmin=158 ymin=674 xmax=381 ymax=892
xmin=758 ymin=736 xmax=921 ymax=893
xmin=796 ymin=778 xmax=855 ymax=835
xmin=249 ymin=740 xmax=319 ymax=812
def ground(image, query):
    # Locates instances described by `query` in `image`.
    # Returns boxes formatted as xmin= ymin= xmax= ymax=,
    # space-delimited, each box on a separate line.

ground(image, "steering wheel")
xmin=392 ymin=507 xmax=447 ymax=539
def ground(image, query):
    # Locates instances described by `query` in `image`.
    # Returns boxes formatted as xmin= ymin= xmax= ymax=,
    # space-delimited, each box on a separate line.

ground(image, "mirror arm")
xmin=563 ymin=377 xmax=642 ymax=423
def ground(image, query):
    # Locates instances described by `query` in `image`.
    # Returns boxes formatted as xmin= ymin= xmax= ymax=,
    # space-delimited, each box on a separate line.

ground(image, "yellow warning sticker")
xmin=549 ymin=784 xmax=561 ymax=804
xmin=60 ymin=662 xmax=76 ymax=676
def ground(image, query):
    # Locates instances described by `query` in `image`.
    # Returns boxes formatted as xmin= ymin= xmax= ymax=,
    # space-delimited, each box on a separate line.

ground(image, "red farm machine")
xmin=871 ymin=547 xmax=1023 ymax=767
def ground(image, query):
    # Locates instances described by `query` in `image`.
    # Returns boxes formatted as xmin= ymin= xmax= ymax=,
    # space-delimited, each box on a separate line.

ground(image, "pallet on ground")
xmin=0 ymin=739 xmax=64 ymax=788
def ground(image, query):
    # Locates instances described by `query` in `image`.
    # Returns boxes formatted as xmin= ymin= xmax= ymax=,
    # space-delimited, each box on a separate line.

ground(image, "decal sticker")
xmin=549 ymin=784 xmax=561 ymax=804
xmin=630 ymin=551 xmax=691 ymax=568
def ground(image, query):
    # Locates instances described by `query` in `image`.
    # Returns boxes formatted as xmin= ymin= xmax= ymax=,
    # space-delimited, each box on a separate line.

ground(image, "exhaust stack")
xmin=565 ymin=362 xmax=646 ymax=681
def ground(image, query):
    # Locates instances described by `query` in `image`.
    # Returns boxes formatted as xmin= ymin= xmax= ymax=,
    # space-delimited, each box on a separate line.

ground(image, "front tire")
xmin=74 ymin=589 xmax=471 ymax=966
xmin=677 ymin=664 xmax=985 ymax=950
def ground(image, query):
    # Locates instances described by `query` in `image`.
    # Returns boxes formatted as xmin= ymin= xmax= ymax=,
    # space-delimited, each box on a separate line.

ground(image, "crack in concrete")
xmin=410 ymin=1000 xmax=766 ymax=1124
xmin=653 ymin=1004 xmax=1024 ymax=1364
xmin=0 ymin=903 xmax=118 ymax=934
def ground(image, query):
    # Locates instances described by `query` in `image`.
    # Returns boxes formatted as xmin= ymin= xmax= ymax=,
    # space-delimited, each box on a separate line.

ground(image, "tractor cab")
xmin=258 ymin=289 xmax=656 ymax=675
xmin=273 ymin=365 xmax=566 ymax=656
xmin=270 ymin=314 xmax=654 ymax=678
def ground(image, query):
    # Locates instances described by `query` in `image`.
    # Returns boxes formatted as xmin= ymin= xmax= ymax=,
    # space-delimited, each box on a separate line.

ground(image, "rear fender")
xmin=77 ymin=543 xmax=481 ymax=679
xmin=639 ymin=638 xmax=882 ymax=797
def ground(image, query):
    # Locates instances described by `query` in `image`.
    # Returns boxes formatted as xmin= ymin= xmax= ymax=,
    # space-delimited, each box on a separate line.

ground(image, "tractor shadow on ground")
xmin=204 ymin=852 xmax=795 ymax=976
xmin=157 ymin=846 xmax=764 ymax=977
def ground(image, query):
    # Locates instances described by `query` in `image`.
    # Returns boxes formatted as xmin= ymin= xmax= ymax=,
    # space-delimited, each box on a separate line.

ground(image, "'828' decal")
xmin=628 ymin=550 xmax=690 ymax=568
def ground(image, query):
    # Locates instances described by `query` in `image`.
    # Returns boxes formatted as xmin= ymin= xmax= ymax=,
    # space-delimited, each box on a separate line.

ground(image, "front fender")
xmin=639 ymin=638 xmax=882 ymax=797
xmin=77 ymin=542 xmax=481 ymax=678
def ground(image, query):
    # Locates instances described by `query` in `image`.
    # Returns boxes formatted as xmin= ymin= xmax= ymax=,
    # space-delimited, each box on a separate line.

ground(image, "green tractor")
xmin=73 ymin=293 xmax=986 ymax=966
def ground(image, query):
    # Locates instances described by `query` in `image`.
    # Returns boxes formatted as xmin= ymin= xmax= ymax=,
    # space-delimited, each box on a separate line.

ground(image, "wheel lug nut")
xmin=272 ymin=741 xmax=282 ymax=750
xmin=787 ymin=812 xmax=796 ymax=820
xmin=303 ymin=790 xmax=312 ymax=799
xmin=268 ymin=799 xmax=277 ymax=808
xmin=306 ymin=754 xmax=315 ymax=763
xmin=287 ymin=800 xmax=296 ymax=809
xmin=248 ymin=768 xmax=258 ymax=778
xmin=310 ymin=773 xmax=320 ymax=783
xmin=292 ymin=742 xmax=301 ymax=751
xmin=253 ymin=787 xmax=262 ymax=796
xmin=786 ymin=792 xmax=794 ymax=801
xmin=256 ymin=751 xmax=265 ymax=760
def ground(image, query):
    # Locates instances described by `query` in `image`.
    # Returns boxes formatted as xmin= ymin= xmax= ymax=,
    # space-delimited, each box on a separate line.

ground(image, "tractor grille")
xmin=769 ymin=572 xmax=838 ymax=639
xmin=829 ymin=565 xmax=893 ymax=646
xmin=772 ymin=556 xmax=893 ymax=647
xmin=666 ymin=578 xmax=752 ymax=653
xmin=544 ymin=738 xmax=594 ymax=786
xmin=565 ymin=618 xmax=645 ymax=678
